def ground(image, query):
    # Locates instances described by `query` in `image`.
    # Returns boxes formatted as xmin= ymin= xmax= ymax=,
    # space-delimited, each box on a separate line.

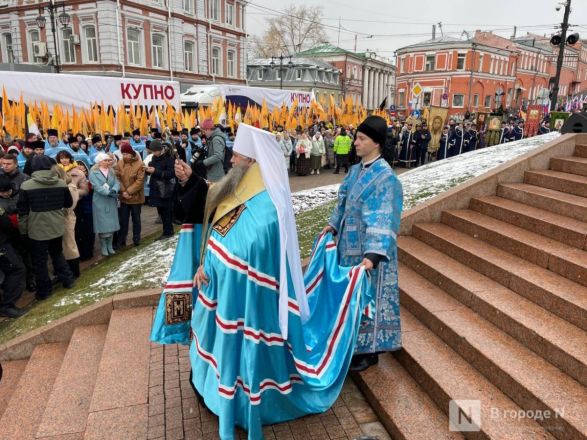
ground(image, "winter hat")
xmin=132 ymin=129 xmax=141 ymax=137
xmin=94 ymin=152 xmax=110 ymax=164
xmin=46 ymin=128 xmax=58 ymax=137
xmin=200 ymin=119 xmax=215 ymax=130
xmin=113 ymin=134 xmax=123 ymax=141
xmin=149 ymin=139 xmax=163 ymax=152
xmin=0 ymin=175 xmax=12 ymax=192
xmin=91 ymin=134 xmax=102 ymax=144
xmin=120 ymin=142 xmax=134 ymax=156
xmin=31 ymin=155 xmax=54 ymax=172
xmin=357 ymin=115 xmax=387 ymax=148
xmin=32 ymin=140 xmax=45 ymax=150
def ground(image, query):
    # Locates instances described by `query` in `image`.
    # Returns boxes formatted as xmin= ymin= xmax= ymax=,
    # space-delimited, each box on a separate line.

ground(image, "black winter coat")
xmin=149 ymin=152 xmax=176 ymax=207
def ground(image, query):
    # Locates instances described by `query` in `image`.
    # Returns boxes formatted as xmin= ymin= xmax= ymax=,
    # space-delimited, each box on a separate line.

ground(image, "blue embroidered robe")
xmin=328 ymin=158 xmax=403 ymax=354
xmin=151 ymin=187 xmax=372 ymax=439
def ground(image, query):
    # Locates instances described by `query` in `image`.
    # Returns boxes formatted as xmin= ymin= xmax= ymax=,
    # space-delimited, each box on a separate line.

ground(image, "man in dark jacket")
xmin=17 ymin=155 xmax=74 ymax=300
xmin=415 ymin=122 xmax=431 ymax=167
xmin=145 ymin=140 xmax=176 ymax=240
xmin=0 ymin=200 xmax=26 ymax=318
xmin=200 ymin=119 xmax=226 ymax=182
xmin=1 ymin=153 xmax=29 ymax=191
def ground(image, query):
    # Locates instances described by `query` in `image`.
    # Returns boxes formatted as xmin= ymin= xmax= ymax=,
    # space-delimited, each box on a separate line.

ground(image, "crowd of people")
xmin=0 ymin=109 xmax=555 ymax=319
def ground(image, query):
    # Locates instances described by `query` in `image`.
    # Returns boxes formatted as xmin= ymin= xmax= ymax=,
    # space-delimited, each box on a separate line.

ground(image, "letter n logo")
xmin=449 ymin=400 xmax=481 ymax=432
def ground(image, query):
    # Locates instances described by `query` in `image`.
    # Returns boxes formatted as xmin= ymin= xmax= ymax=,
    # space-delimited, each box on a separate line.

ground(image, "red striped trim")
xmin=208 ymin=237 xmax=279 ymax=291
xmin=165 ymin=282 xmax=194 ymax=289
xmin=197 ymin=292 xmax=217 ymax=310
xmin=215 ymin=314 xmax=285 ymax=345
xmin=293 ymin=266 xmax=362 ymax=378
xmin=181 ymin=224 xmax=194 ymax=230
xmin=192 ymin=331 xmax=302 ymax=404
xmin=305 ymin=271 xmax=324 ymax=296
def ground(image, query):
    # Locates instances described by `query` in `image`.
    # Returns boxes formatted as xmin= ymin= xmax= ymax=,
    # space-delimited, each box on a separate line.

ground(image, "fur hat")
xmin=357 ymin=115 xmax=387 ymax=148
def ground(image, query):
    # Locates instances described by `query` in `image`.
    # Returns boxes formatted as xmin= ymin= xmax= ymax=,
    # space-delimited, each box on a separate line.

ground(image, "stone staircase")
xmin=355 ymin=143 xmax=587 ymax=439
xmin=0 ymin=307 xmax=153 ymax=440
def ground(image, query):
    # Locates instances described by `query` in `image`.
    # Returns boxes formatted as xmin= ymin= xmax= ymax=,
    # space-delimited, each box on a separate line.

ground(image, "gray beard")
xmin=204 ymin=166 xmax=248 ymax=215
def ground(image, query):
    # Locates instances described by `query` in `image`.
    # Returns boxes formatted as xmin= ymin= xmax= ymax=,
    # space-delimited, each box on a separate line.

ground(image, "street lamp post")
xmin=550 ymin=0 xmax=572 ymax=111
xmin=35 ymin=1 xmax=70 ymax=73
xmin=270 ymin=54 xmax=293 ymax=90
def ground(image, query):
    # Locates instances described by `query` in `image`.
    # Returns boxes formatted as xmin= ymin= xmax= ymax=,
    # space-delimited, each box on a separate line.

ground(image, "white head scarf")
xmin=233 ymin=124 xmax=309 ymax=339
xmin=94 ymin=152 xmax=110 ymax=165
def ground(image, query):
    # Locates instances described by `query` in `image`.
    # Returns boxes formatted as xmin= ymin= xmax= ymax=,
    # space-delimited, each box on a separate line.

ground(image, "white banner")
xmin=0 ymin=71 xmax=181 ymax=110
xmin=181 ymin=84 xmax=315 ymax=110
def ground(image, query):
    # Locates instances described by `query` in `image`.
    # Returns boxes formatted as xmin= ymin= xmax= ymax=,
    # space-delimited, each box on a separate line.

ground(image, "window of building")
xmin=296 ymin=69 xmax=302 ymax=80
xmin=226 ymin=2 xmax=234 ymax=25
xmin=489 ymin=56 xmax=494 ymax=74
xmin=211 ymin=46 xmax=221 ymax=75
xmin=352 ymin=66 xmax=357 ymax=79
xmin=62 ymin=27 xmax=75 ymax=63
xmin=473 ymin=94 xmax=479 ymax=107
xmin=28 ymin=29 xmax=43 ymax=63
xmin=81 ymin=25 xmax=98 ymax=63
xmin=398 ymin=91 xmax=405 ymax=107
xmin=452 ymin=94 xmax=464 ymax=107
xmin=210 ymin=0 xmax=219 ymax=20
xmin=478 ymin=54 xmax=483 ymax=72
xmin=182 ymin=0 xmax=194 ymax=13
xmin=485 ymin=95 xmax=491 ymax=107
xmin=2 ymin=33 xmax=14 ymax=63
xmin=456 ymin=53 xmax=466 ymax=70
xmin=257 ymin=69 xmax=263 ymax=80
xmin=127 ymin=28 xmax=141 ymax=66
xmin=275 ymin=66 xmax=281 ymax=80
xmin=152 ymin=33 xmax=166 ymax=68
xmin=425 ymin=55 xmax=435 ymax=71
xmin=227 ymin=50 xmax=235 ymax=77
xmin=184 ymin=41 xmax=194 ymax=72
xmin=400 ymin=57 xmax=405 ymax=73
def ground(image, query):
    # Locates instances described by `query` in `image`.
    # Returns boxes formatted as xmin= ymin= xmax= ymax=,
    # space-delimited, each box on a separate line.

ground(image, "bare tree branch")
xmin=251 ymin=4 xmax=328 ymax=57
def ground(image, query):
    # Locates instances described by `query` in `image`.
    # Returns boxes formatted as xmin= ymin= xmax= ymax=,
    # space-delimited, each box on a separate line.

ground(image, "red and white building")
xmin=395 ymin=30 xmax=587 ymax=118
xmin=0 ymin=0 xmax=247 ymax=89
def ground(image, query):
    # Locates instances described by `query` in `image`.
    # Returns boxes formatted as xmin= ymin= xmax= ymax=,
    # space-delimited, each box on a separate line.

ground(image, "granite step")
xmin=394 ymin=309 xmax=556 ymax=440
xmin=469 ymin=196 xmax=587 ymax=250
xmin=398 ymin=236 xmax=587 ymax=387
xmin=398 ymin=263 xmax=587 ymax=440
xmin=576 ymin=144 xmax=587 ymax=158
xmin=85 ymin=307 xmax=152 ymax=440
xmin=0 ymin=359 xmax=27 ymax=419
xmin=441 ymin=209 xmax=587 ymax=287
xmin=36 ymin=325 xmax=108 ymax=440
xmin=0 ymin=343 xmax=68 ymax=440
xmin=524 ymin=169 xmax=587 ymax=198
xmin=354 ymin=353 xmax=465 ymax=440
xmin=497 ymin=183 xmax=587 ymax=223
xmin=550 ymin=156 xmax=587 ymax=177
xmin=411 ymin=222 xmax=587 ymax=333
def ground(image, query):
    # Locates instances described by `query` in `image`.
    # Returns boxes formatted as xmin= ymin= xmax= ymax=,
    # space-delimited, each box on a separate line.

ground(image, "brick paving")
xmin=147 ymin=342 xmax=392 ymax=440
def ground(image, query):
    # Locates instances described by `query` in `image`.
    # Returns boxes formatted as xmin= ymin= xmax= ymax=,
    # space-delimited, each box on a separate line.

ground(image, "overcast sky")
xmin=246 ymin=0 xmax=587 ymax=63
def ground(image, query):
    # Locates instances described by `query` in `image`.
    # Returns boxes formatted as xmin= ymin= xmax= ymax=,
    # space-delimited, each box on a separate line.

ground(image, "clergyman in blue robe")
xmin=151 ymin=124 xmax=372 ymax=440
xmin=326 ymin=115 xmax=403 ymax=372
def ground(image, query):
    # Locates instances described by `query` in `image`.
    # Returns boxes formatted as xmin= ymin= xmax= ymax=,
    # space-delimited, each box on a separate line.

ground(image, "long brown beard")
xmin=200 ymin=165 xmax=248 ymax=264
xmin=204 ymin=166 xmax=248 ymax=216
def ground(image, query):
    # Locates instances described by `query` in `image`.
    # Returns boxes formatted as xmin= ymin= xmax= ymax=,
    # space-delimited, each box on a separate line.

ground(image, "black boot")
xmin=349 ymin=353 xmax=379 ymax=372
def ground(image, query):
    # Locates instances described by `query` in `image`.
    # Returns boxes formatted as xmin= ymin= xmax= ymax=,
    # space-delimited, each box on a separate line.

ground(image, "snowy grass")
xmin=0 ymin=132 xmax=561 ymax=344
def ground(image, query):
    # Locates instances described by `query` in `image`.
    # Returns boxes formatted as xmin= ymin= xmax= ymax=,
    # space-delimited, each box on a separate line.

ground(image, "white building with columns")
xmin=297 ymin=43 xmax=395 ymax=110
